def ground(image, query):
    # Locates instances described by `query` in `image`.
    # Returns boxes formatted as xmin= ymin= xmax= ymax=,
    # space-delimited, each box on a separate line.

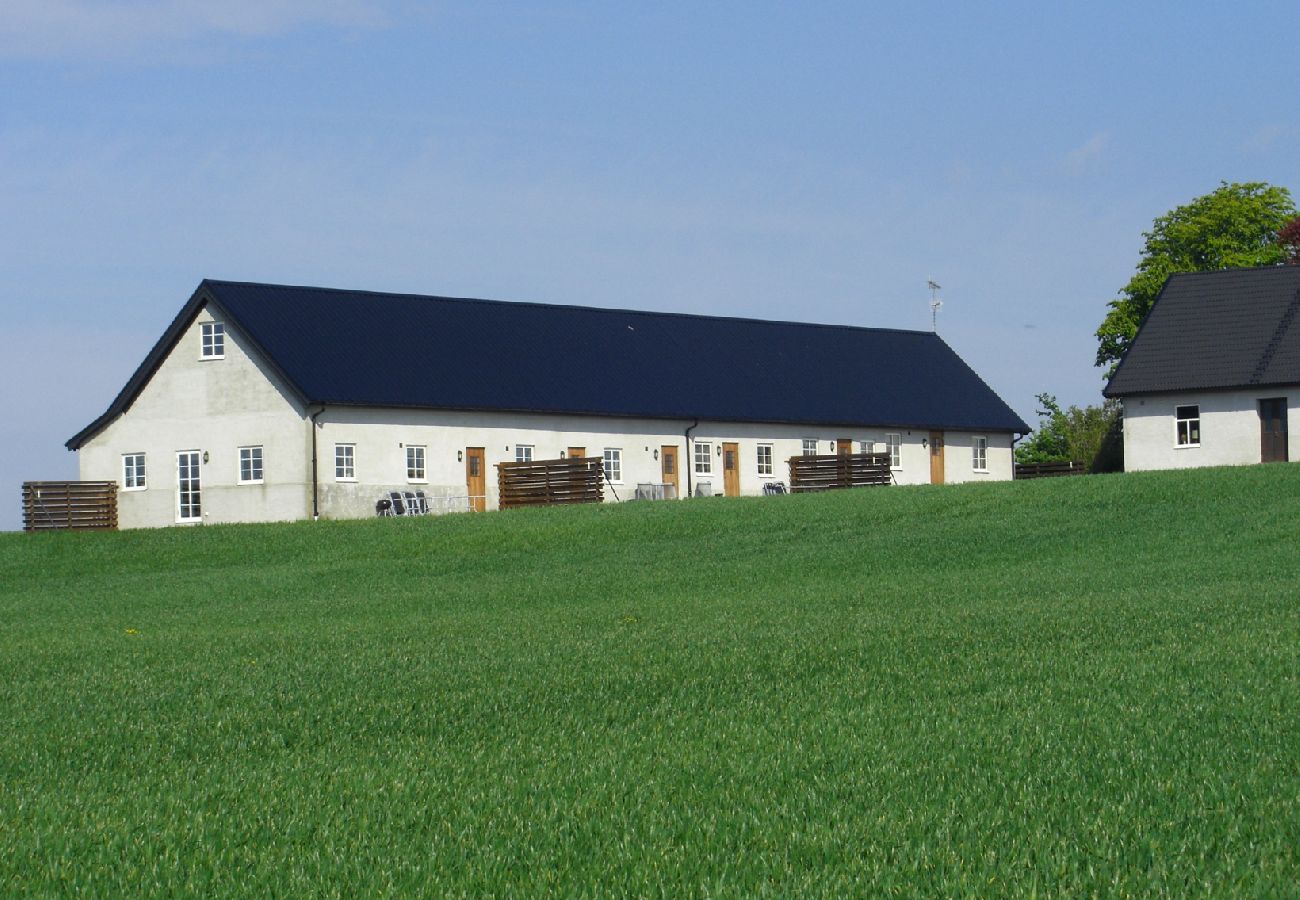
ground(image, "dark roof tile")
xmin=68 ymin=279 xmax=1028 ymax=448
xmin=1105 ymin=266 xmax=1300 ymax=397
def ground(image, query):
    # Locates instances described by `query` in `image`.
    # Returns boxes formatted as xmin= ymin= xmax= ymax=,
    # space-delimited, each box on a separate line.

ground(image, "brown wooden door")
xmin=929 ymin=432 xmax=945 ymax=484
xmin=567 ymin=447 xmax=585 ymax=459
xmin=722 ymin=442 xmax=740 ymax=497
xmin=465 ymin=447 xmax=486 ymax=511
xmin=837 ymin=437 xmax=852 ymax=456
xmin=661 ymin=445 xmax=679 ymax=497
xmin=1259 ymin=399 xmax=1289 ymax=462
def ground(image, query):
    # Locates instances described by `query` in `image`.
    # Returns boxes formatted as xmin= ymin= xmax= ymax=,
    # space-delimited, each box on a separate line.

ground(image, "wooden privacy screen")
xmin=22 ymin=481 xmax=118 ymax=531
xmin=497 ymin=457 xmax=604 ymax=509
xmin=787 ymin=452 xmax=892 ymax=492
xmin=1013 ymin=461 xmax=1087 ymax=480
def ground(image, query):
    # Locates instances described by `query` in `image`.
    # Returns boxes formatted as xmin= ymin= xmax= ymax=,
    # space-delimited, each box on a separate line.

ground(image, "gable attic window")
xmin=201 ymin=322 xmax=225 ymax=359
xmin=1175 ymin=405 xmax=1200 ymax=447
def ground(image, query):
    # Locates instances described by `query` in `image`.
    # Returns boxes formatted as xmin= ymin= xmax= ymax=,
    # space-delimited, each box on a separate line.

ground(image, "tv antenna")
xmin=927 ymin=279 xmax=943 ymax=332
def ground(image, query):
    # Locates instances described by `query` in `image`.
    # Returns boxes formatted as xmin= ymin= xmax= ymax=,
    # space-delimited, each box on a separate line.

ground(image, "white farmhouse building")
xmin=68 ymin=280 xmax=1029 ymax=528
xmin=1105 ymin=266 xmax=1300 ymax=471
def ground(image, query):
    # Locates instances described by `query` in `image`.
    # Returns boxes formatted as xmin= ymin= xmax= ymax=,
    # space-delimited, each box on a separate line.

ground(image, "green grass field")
xmin=1 ymin=465 xmax=1298 ymax=895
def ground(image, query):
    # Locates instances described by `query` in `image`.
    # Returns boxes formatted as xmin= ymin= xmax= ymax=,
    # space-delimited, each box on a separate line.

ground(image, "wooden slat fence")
xmin=497 ymin=457 xmax=604 ymax=509
xmin=22 ymin=481 xmax=118 ymax=532
xmin=1014 ymin=460 xmax=1087 ymax=480
xmin=788 ymin=452 xmax=892 ymax=492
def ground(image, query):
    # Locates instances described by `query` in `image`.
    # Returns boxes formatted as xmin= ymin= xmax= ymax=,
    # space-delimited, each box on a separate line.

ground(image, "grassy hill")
xmin=1 ymin=466 xmax=1297 ymax=894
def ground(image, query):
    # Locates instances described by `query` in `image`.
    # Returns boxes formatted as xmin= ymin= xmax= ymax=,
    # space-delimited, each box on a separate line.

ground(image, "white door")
xmin=177 ymin=451 xmax=202 ymax=522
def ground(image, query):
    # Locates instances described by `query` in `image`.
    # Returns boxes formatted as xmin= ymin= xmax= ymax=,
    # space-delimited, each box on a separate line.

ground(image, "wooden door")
xmin=465 ymin=447 xmax=486 ymax=512
xmin=837 ymin=437 xmax=852 ymax=456
xmin=722 ymin=442 xmax=740 ymax=497
xmin=660 ymin=445 xmax=679 ymax=497
xmin=567 ymin=447 xmax=585 ymax=459
xmin=928 ymin=432 xmax=945 ymax=484
xmin=1259 ymin=399 xmax=1289 ymax=463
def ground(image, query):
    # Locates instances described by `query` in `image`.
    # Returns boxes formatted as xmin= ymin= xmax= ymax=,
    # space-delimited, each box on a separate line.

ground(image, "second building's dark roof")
xmin=1104 ymin=265 xmax=1300 ymax=397
xmin=68 ymin=279 xmax=1029 ymax=448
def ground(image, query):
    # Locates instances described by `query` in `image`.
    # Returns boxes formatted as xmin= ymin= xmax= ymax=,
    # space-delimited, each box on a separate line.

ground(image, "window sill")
xmin=1174 ymin=444 xmax=1201 ymax=450
xmin=972 ymin=469 xmax=990 ymax=475
xmin=198 ymin=355 xmax=225 ymax=361
xmin=336 ymin=477 xmax=357 ymax=483
xmin=239 ymin=480 xmax=265 ymax=486
xmin=122 ymin=485 xmax=147 ymax=492
xmin=407 ymin=479 xmax=428 ymax=484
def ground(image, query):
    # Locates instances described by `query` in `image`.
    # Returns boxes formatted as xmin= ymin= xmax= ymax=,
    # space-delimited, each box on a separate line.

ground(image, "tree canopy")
xmin=1278 ymin=215 xmax=1300 ymax=264
xmin=1095 ymin=182 xmax=1296 ymax=373
xmin=1015 ymin=393 xmax=1122 ymax=472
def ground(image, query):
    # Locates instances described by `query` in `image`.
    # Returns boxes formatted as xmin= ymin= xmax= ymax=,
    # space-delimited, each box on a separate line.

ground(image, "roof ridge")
xmin=199 ymin=278 xmax=938 ymax=339
xmin=1166 ymin=263 xmax=1300 ymax=279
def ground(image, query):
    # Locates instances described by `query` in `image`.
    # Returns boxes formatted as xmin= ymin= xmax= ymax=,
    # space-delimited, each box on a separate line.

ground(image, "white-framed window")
xmin=756 ymin=443 xmax=774 ymax=476
xmin=200 ymin=322 xmax=224 ymax=359
xmin=859 ymin=440 xmax=873 ymax=454
xmin=694 ymin=441 xmax=712 ymax=474
xmin=122 ymin=453 xmax=146 ymax=490
xmin=802 ymin=438 xmax=818 ymax=456
xmin=603 ymin=448 xmax=622 ymax=482
xmin=515 ymin=445 xmax=534 ymax=463
xmin=177 ymin=450 xmax=201 ymax=522
xmin=335 ymin=443 xmax=355 ymax=480
xmin=239 ymin=446 xmax=264 ymax=483
xmin=972 ymin=436 xmax=988 ymax=472
xmin=405 ymin=445 xmax=426 ymax=481
xmin=886 ymin=433 xmax=901 ymax=468
xmin=1175 ymin=405 xmax=1200 ymax=447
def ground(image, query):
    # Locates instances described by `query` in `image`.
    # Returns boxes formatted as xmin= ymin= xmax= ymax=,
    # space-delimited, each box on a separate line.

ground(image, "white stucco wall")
xmin=78 ymin=306 xmax=312 ymax=528
xmin=76 ymin=303 xmax=1018 ymax=527
xmin=1121 ymin=388 xmax=1298 ymax=472
xmin=313 ymin=410 xmax=1013 ymax=520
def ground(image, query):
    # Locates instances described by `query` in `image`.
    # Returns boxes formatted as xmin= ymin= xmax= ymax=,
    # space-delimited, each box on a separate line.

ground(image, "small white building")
xmin=68 ymin=280 xmax=1029 ymax=528
xmin=1105 ymin=266 xmax=1299 ymax=471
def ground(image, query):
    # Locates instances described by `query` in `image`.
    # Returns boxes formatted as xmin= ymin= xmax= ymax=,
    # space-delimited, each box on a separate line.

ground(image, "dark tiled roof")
xmin=68 ymin=279 xmax=1028 ymax=448
xmin=1104 ymin=266 xmax=1300 ymax=397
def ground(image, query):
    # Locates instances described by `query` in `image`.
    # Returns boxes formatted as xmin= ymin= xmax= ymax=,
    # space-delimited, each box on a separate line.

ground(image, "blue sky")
xmin=2 ymin=1 xmax=1297 ymax=530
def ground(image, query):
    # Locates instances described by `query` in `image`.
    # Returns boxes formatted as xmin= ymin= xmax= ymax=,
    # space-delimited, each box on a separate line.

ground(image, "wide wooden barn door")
xmin=722 ymin=442 xmax=740 ymax=497
xmin=1259 ymin=399 xmax=1288 ymax=462
xmin=465 ymin=447 xmax=486 ymax=512
xmin=929 ymin=432 xmax=944 ymax=484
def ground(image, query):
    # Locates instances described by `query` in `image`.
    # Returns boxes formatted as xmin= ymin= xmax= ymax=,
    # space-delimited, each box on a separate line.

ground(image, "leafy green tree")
xmin=1016 ymin=393 xmax=1122 ymax=472
xmin=1095 ymin=182 xmax=1296 ymax=373
xmin=1279 ymin=215 xmax=1300 ymax=264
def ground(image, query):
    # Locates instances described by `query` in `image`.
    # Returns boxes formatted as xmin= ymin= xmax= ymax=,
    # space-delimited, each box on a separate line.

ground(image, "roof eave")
xmin=309 ymin=398 xmax=1028 ymax=434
